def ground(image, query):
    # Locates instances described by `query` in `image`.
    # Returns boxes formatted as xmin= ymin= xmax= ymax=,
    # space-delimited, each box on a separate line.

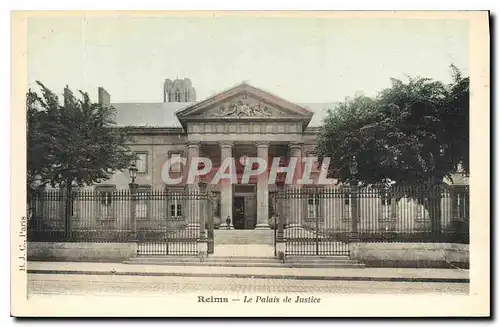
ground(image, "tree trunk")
xmin=64 ymin=182 xmax=73 ymax=241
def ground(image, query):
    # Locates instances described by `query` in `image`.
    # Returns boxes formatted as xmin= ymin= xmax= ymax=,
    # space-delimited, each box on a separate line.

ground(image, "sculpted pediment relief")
xmin=175 ymin=83 xmax=314 ymax=127
xmin=200 ymin=95 xmax=287 ymax=117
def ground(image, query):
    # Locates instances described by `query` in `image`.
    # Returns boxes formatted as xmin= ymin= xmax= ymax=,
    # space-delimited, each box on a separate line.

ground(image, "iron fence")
xmin=275 ymin=183 xmax=469 ymax=256
xmin=28 ymin=189 xmax=133 ymax=242
xmin=27 ymin=188 xmax=209 ymax=256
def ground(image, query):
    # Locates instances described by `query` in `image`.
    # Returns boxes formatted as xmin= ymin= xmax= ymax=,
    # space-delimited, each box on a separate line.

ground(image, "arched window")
xmin=175 ymin=90 xmax=181 ymax=102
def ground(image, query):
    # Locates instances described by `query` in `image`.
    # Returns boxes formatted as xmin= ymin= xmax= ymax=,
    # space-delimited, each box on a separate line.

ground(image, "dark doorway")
xmin=233 ymin=196 xmax=245 ymax=229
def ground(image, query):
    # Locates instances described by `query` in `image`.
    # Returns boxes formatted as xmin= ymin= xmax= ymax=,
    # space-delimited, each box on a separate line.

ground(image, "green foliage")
xmin=316 ymin=66 xmax=469 ymax=186
xmin=27 ymin=82 xmax=136 ymax=191
xmin=27 ymin=89 xmax=56 ymax=190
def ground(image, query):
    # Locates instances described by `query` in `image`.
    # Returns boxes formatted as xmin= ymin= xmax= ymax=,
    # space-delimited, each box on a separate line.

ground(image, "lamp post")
xmin=349 ymin=156 xmax=359 ymax=241
xmin=128 ymin=164 xmax=138 ymax=241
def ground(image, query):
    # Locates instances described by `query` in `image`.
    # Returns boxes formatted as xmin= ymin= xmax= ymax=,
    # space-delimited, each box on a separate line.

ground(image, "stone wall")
xmin=28 ymin=242 xmax=138 ymax=262
xmin=349 ymin=242 xmax=469 ymax=268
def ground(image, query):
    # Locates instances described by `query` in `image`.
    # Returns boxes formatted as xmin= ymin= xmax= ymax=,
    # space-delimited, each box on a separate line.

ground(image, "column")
xmin=255 ymin=142 xmax=270 ymax=229
xmin=186 ymin=142 xmax=200 ymax=229
xmin=218 ymin=141 xmax=234 ymax=229
xmin=287 ymin=142 xmax=304 ymax=229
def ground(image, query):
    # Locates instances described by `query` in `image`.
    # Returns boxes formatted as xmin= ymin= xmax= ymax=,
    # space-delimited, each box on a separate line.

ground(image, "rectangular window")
xmin=135 ymin=153 xmax=147 ymax=173
xmin=170 ymin=153 xmax=182 ymax=172
xmin=170 ymin=199 xmax=183 ymax=219
xmin=307 ymin=196 xmax=319 ymax=219
xmin=136 ymin=188 xmax=151 ymax=219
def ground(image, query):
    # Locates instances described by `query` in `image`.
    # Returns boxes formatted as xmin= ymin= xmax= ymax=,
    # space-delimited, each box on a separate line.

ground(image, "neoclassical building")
xmin=92 ymin=78 xmax=335 ymax=230
xmin=81 ymin=78 xmax=467 ymax=232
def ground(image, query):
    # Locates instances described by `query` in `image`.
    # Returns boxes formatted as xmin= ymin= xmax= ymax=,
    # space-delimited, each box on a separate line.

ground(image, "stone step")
xmin=128 ymin=256 xmax=279 ymax=263
xmin=285 ymin=256 xmax=352 ymax=261
xmin=286 ymin=259 xmax=359 ymax=264
xmin=215 ymin=240 xmax=274 ymax=245
xmin=213 ymin=230 xmax=275 ymax=245
xmin=124 ymin=260 xmax=365 ymax=268
xmin=125 ymin=254 xmax=364 ymax=268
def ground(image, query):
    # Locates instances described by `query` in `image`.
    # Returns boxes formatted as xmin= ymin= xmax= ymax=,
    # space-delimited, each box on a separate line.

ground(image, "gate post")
xmin=129 ymin=182 xmax=138 ymax=241
xmin=197 ymin=180 xmax=208 ymax=260
xmin=349 ymin=180 xmax=360 ymax=243
xmin=276 ymin=183 xmax=285 ymax=261
xmin=314 ymin=188 xmax=320 ymax=255
xmin=207 ymin=191 xmax=215 ymax=255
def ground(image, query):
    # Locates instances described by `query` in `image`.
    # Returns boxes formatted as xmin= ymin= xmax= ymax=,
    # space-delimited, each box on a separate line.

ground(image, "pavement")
xmin=27 ymin=261 xmax=469 ymax=283
xmin=28 ymin=273 xmax=469 ymax=296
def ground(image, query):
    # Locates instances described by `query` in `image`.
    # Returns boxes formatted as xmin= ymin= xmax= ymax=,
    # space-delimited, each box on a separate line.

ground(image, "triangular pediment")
xmin=175 ymin=83 xmax=314 ymax=120
xmin=196 ymin=94 xmax=292 ymax=118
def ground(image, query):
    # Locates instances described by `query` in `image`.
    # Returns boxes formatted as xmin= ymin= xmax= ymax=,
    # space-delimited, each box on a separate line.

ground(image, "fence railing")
xmin=27 ymin=189 xmax=208 ymax=244
xmin=275 ymin=183 xmax=469 ymax=244
xmin=28 ymin=183 xmax=469 ymax=245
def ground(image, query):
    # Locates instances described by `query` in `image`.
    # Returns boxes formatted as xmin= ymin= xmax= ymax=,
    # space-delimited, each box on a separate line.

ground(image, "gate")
xmin=275 ymin=187 xmax=350 ymax=256
xmin=137 ymin=190 xmax=202 ymax=256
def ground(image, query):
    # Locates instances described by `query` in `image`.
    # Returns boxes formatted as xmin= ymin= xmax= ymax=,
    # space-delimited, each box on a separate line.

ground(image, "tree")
xmin=27 ymin=89 xmax=56 ymax=192
xmin=27 ymin=82 xmax=136 ymax=237
xmin=316 ymin=66 xmax=469 ymax=235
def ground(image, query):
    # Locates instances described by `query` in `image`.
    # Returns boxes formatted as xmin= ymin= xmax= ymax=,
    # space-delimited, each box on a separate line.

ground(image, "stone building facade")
xmin=54 ymin=78 xmax=468 ymax=232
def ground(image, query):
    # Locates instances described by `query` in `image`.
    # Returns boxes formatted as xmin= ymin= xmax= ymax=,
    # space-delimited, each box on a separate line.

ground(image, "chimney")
xmin=98 ymin=87 xmax=110 ymax=106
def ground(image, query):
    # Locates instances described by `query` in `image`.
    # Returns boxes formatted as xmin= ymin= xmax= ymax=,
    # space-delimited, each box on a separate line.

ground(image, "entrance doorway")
xmin=232 ymin=196 xmax=245 ymax=229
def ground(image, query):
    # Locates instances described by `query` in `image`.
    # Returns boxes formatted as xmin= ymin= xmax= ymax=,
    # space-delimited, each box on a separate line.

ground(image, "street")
xmin=28 ymin=273 xmax=469 ymax=296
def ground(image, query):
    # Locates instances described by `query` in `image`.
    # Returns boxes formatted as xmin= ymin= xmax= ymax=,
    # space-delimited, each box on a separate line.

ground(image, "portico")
xmin=184 ymin=140 xmax=305 ymax=230
xmin=175 ymin=82 xmax=314 ymax=231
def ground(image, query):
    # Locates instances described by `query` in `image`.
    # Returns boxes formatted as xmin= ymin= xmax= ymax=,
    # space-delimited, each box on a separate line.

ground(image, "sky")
xmin=27 ymin=14 xmax=469 ymax=104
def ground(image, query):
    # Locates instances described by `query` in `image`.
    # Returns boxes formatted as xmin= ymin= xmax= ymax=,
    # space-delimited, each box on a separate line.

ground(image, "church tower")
xmin=163 ymin=78 xmax=197 ymax=103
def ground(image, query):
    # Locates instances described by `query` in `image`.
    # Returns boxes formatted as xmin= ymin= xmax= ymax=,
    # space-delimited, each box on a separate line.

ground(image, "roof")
xmin=111 ymin=101 xmax=335 ymax=128
xmin=112 ymin=102 xmax=192 ymax=128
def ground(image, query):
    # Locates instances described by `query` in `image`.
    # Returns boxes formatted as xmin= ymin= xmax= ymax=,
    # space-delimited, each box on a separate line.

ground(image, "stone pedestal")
xmin=197 ymin=239 xmax=208 ymax=261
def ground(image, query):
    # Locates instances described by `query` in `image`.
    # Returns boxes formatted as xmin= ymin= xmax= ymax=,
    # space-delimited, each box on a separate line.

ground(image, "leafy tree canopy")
xmin=27 ymin=82 xmax=136 ymax=192
xmin=316 ymin=65 xmax=469 ymax=187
